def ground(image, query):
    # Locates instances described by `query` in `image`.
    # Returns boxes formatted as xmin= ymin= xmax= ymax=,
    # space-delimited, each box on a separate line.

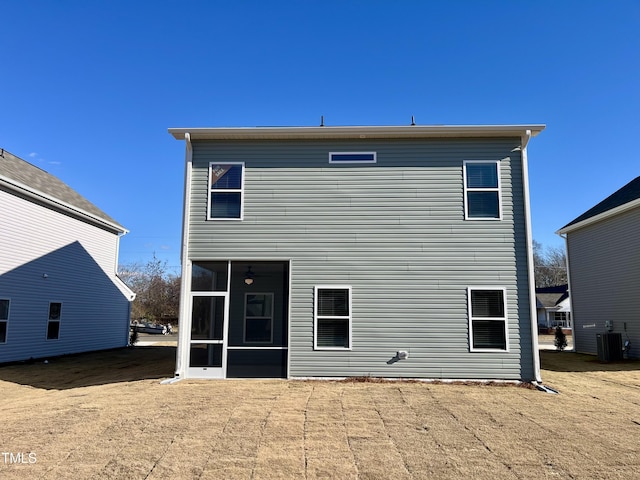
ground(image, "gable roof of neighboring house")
xmin=0 ymin=149 xmax=126 ymax=234
xmin=535 ymin=285 xmax=569 ymax=309
xmin=557 ymin=176 xmax=640 ymax=234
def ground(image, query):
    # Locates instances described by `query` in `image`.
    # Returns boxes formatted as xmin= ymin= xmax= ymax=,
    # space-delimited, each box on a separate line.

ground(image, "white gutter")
xmin=173 ymin=132 xmax=193 ymax=380
xmin=521 ymin=129 xmax=543 ymax=383
xmin=169 ymin=124 xmax=546 ymax=141
xmin=0 ymin=174 xmax=127 ymax=234
xmin=558 ymin=232 xmax=575 ymax=352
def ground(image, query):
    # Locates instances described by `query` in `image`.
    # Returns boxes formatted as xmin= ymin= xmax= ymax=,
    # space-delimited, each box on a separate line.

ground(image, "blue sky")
xmin=2 ymin=1 xmax=638 ymax=271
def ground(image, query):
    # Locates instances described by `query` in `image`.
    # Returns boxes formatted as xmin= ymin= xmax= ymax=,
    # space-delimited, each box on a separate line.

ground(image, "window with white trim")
xmin=468 ymin=288 xmax=508 ymax=351
xmin=464 ymin=161 xmax=502 ymax=219
xmin=244 ymin=293 xmax=273 ymax=343
xmin=329 ymin=152 xmax=377 ymax=164
xmin=47 ymin=302 xmax=62 ymax=340
xmin=208 ymin=163 xmax=244 ymax=220
xmin=0 ymin=299 xmax=9 ymax=344
xmin=314 ymin=286 xmax=352 ymax=349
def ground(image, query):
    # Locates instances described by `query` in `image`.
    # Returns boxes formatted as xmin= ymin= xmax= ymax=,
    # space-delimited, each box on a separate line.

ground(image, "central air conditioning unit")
xmin=596 ymin=332 xmax=623 ymax=362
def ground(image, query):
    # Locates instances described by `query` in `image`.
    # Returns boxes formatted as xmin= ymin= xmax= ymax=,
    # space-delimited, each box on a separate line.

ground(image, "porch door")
xmin=188 ymin=292 xmax=228 ymax=378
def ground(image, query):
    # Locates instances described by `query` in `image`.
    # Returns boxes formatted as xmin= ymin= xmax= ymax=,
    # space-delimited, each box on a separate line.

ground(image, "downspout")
xmin=558 ymin=231 xmax=574 ymax=350
xmin=166 ymin=132 xmax=193 ymax=382
xmin=520 ymin=130 xmax=543 ymax=383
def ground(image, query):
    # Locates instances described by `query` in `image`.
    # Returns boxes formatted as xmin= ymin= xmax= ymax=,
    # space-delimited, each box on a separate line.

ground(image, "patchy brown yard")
xmin=1 ymin=346 xmax=639 ymax=479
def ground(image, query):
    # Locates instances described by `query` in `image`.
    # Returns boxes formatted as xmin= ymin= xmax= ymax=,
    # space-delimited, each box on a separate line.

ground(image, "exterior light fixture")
xmin=244 ymin=266 xmax=255 ymax=285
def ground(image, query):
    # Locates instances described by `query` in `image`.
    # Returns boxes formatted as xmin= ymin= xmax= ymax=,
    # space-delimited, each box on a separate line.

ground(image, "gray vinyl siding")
xmin=0 ymin=189 xmax=132 ymax=363
xmin=567 ymin=206 xmax=640 ymax=358
xmin=188 ymin=138 xmax=534 ymax=380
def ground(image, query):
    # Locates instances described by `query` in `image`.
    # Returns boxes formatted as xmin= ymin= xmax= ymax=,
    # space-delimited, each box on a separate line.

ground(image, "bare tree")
xmin=533 ymin=240 xmax=567 ymax=288
xmin=119 ymin=255 xmax=181 ymax=323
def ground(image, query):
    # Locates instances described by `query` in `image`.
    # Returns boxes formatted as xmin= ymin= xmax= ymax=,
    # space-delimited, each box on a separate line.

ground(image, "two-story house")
xmin=168 ymin=124 xmax=545 ymax=382
xmin=0 ymin=149 xmax=135 ymax=363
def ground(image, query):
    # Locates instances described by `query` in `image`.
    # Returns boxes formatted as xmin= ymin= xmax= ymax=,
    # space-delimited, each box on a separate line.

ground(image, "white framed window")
xmin=244 ymin=293 xmax=274 ymax=343
xmin=208 ymin=162 xmax=244 ymax=220
xmin=47 ymin=302 xmax=62 ymax=340
xmin=329 ymin=152 xmax=377 ymax=164
xmin=468 ymin=288 xmax=508 ymax=351
xmin=314 ymin=286 xmax=352 ymax=350
xmin=0 ymin=299 xmax=9 ymax=344
xmin=463 ymin=160 xmax=502 ymax=219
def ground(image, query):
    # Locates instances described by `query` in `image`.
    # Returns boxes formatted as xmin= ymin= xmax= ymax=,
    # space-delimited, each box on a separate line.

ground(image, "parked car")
xmin=131 ymin=321 xmax=169 ymax=335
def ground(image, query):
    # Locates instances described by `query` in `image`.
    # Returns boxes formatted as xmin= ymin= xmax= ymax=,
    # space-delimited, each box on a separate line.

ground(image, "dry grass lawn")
xmin=1 ymin=346 xmax=639 ymax=479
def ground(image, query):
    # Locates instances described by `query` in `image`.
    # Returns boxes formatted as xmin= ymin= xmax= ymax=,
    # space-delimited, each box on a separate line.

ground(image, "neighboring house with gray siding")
xmin=557 ymin=176 xmax=640 ymax=359
xmin=0 ymin=149 xmax=135 ymax=363
xmin=169 ymin=124 xmax=545 ymax=382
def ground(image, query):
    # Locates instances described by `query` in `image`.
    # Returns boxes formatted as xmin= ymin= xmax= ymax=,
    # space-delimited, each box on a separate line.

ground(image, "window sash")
xmin=0 ymin=299 xmax=9 ymax=321
xmin=464 ymin=161 xmax=501 ymax=219
xmin=468 ymin=288 xmax=508 ymax=351
xmin=47 ymin=302 xmax=62 ymax=340
xmin=208 ymin=163 xmax=244 ymax=220
xmin=329 ymin=152 xmax=377 ymax=164
xmin=314 ymin=286 xmax=352 ymax=349
xmin=244 ymin=293 xmax=274 ymax=344
xmin=0 ymin=299 xmax=9 ymax=344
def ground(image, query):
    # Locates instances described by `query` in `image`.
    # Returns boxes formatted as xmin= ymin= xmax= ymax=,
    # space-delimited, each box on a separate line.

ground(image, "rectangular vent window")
xmin=329 ymin=152 xmax=376 ymax=164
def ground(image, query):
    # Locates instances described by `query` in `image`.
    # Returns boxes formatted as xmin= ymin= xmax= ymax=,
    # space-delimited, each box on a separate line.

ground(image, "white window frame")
xmin=46 ymin=301 xmax=62 ymax=341
xmin=207 ymin=162 xmax=245 ymax=221
xmin=0 ymin=298 xmax=9 ymax=344
xmin=463 ymin=160 xmax=502 ymax=220
xmin=314 ymin=286 xmax=352 ymax=350
xmin=329 ymin=152 xmax=377 ymax=164
xmin=468 ymin=287 xmax=509 ymax=352
xmin=243 ymin=293 xmax=274 ymax=344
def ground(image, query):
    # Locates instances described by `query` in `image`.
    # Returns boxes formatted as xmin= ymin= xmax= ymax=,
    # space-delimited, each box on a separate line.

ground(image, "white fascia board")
xmin=0 ymin=174 xmax=127 ymax=234
xmin=168 ymin=124 xmax=545 ymax=141
xmin=556 ymin=198 xmax=640 ymax=235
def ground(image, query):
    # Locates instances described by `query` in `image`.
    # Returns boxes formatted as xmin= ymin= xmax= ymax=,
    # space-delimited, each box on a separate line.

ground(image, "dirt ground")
xmin=1 ymin=346 xmax=639 ymax=479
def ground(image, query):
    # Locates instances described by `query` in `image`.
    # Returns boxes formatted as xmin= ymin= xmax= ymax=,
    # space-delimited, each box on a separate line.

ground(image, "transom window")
xmin=0 ymin=299 xmax=9 ymax=344
xmin=47 ymin=302 xmax=62 ymax=340
xmin=468 ymin=288 xmax=508 ymax=351
xmin=244 ymin=293 xmax=273 ymax=343
xmin=464 ymin=161 xmax=502 ymax=219
xmin=329 ymin=152 xmax=377 ymax=164
xmin=208 ymin=163 xmax=244 ymax=220
xmin=314 ymin=286 xmax=352 ymax=349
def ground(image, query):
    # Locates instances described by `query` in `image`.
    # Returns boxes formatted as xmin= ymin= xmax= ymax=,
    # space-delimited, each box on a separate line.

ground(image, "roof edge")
xmin=557 ymin=197 xmax=640 ymax=235
xmin=168 ymin=124 xmax=545 ymax=141
xmin=0 ymin=174 xmax=128 ymax=234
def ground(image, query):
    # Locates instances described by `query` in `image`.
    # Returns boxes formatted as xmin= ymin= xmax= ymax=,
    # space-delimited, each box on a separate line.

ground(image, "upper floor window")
xmin=464 ymin=161 xmax=502 ymax=219
xmin=329 ymin=152 xmax=377 ymax=164
xmin=0 ymin=299 xmax=9 ymax=344
xmin=208 ymin=163 xmax=244 ymax=220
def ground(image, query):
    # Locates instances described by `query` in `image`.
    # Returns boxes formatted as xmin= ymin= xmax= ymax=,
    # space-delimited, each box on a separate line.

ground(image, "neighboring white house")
xmin=557 ymin=176 xmax=640 ymax=359
xmin=168 ymin=123 xmax=545 ymax=382
xmin=0 ymin=149 xmax=135 ymax=363
xmin=536 ymin=285 xmax=571 ymax=332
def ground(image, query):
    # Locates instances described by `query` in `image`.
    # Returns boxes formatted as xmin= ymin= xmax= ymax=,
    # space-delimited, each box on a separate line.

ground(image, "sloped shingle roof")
xmin=560 ymin=176 xmax=640 ymax=230
xmin=0 ymin=149 xmax=124 ymax=232
xmin=535 ymin=285 xmax=569 ymax=308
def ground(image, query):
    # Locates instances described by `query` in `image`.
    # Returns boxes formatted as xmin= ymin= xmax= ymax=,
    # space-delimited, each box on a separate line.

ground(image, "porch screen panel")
xmin=191 ymin=296 xmax=224 ymax=340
